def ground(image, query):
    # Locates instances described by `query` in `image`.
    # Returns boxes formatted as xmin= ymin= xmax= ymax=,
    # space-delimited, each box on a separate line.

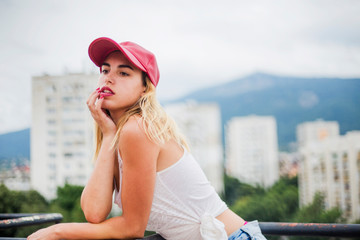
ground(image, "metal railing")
xmin=0 ymin=213 xmax=63 ymax=229
xmin=1 ymin=214 xmax=359 ymax=239
xmin=259 ymin=222 xmax=360 ymax=238
xmin=139 ymin=222 xmax=360 ymax=239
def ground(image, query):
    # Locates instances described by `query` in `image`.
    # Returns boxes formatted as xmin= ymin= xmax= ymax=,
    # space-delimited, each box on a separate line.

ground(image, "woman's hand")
xmin=27 ymin=225 xmax=59 ymax=240
xmin=87 ymin=88 xmax=117 ymax=136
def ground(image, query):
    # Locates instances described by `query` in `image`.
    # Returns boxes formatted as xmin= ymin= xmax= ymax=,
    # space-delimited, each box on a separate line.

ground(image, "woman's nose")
xmin=104 ymin=74 xmax=114 ymax=84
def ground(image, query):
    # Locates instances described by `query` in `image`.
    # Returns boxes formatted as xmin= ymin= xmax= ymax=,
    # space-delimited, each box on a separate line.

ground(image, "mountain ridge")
xmin=171 ymin=72 xmax=360 ymax=149
xmin=0 ymin=128 xmax=30 ymax=160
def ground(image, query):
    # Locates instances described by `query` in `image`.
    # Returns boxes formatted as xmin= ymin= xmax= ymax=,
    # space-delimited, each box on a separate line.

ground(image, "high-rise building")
xmin=296 ymin=119 xmax=339 ymax=148
xmin=297 ymin=120 xmax=360 ymax=222
xmin=165 ymin=101 xmax=224 ymax=193
xmin=31 ymin=73 xmax=97 ymax=200
xmin=225 ymin=115 xmax=279 ymax=187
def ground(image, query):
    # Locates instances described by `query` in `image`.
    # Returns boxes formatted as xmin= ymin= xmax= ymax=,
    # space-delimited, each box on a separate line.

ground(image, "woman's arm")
xmin=118 ymin=117 xmax=159 ymax=233
xmin=80 ymin=89 xmax=118 ymax=223
xmin=28 ymin=216 xmax=147 ymax=240
xmin=28 ymin=117 xmax=159 ymax=239
xmin=80 ymin=134 xmax=116 ymax=223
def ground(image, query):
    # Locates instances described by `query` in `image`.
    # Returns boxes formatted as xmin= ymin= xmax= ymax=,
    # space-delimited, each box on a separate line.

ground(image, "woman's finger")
xmin=87 ymin=87 xmax=100 ymax=100
xmin=87 ymin=88 xmax=101 ymax=111
xmin=94 ymin=94 xmax=105 ymax=111
xmin=90 ymin=94 xmax=110 ymax=122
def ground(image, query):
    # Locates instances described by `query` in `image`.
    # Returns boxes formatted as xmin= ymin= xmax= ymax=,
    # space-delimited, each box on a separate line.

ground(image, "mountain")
xmin=0 ymin=72 xmax=359 ymax=161
xmin=0 ymin=128 xmax=30 ymax=159
xmin=170 ymin=72 xmax=360 ymax=150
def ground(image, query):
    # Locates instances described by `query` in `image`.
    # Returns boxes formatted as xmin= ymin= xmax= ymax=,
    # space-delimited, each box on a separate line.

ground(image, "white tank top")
xmin=114 ymin=147 xmax=228 ymax=240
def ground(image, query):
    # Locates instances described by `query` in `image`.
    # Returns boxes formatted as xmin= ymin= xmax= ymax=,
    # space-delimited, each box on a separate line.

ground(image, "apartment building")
xmin=225 ymin=115 xmax=279 ymax=187
xmin=31 ymin=73 xmax=97 ymax=200
xmin=165 ymin=101 xmax=224 ymax=193
xmin=297 ymin=120 xmax=360 ymax=222
xmin=297 ymin=119 xmax=340 ymax=148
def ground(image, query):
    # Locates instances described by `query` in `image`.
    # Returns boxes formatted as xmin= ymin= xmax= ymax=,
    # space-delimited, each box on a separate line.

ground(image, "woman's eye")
xmin=120 ymin=72 xmax=129 ymax=76
xmin=102 ymin=69 xmax=109 ymax=74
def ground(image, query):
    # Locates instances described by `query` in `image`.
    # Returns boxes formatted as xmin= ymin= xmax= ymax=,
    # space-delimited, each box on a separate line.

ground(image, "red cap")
xmin=88 ymin=37 xmax=160 ymax=87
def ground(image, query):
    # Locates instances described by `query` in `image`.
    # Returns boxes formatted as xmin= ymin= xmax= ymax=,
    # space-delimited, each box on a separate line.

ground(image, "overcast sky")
xmin=0 ymin=0 xmax=359 ymax=134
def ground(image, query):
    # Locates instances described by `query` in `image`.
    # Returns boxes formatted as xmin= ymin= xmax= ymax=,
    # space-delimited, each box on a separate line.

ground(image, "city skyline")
xmin=1 ymin=70 xmax=359 ymax=222
xmin=1 ymin=0 xmax=360 ymax=134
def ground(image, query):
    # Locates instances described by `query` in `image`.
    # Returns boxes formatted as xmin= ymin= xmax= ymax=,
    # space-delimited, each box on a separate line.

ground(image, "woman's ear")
xmin=140 ymin=87 xmax=146 ymax=96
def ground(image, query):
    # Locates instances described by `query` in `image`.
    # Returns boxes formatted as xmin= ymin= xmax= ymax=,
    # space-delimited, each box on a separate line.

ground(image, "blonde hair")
xmin=92 ymin=76 xmax=189 ymax=161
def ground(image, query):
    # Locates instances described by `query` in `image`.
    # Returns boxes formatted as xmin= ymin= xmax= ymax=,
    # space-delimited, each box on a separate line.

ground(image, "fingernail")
xmin=96 ymin=87 xmax=100 ymax=90
xmin=100 ymin=96 xmax=104 ymax=99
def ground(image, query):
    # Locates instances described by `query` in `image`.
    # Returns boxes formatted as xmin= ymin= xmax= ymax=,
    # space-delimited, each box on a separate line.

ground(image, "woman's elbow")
xmin=81 ymin=202 xmax=111 ymax=223
xmin=84 ymin=214 xmax=106 ymax=224
xmin=82 ymin=208 xmax=109 ymax=224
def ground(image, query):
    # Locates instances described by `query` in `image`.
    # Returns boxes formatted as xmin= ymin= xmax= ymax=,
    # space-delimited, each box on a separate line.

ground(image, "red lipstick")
xmin=99 ymin=86 xmax=114 ymax=97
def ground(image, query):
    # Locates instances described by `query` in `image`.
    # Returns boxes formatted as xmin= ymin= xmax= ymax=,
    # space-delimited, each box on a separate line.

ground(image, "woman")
xmin=28 ymin=37 xmax=266 ymax=240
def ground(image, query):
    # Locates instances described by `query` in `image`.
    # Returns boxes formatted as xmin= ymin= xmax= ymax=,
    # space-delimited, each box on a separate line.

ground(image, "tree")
xmin=50 ymin=183 xmax=86 ymax=222
xmin=294 ymin=192 xmax=343 ymax=224
xmin=291 ymin=192 xmax=343 ymax=240
xmin=231 ymin=177 xmax=299 ymax=222
xmin=0 ymin=184 xmax=50 ymax=237
xmin=222 ymin=174 xmax=265 ymax=206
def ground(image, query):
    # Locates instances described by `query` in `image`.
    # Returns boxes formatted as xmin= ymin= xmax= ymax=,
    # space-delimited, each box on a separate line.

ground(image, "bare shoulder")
xmin=119 ymin=116 xmax=160 ymax=161
xmin=120 ymin=115 xmax=146 ymax=138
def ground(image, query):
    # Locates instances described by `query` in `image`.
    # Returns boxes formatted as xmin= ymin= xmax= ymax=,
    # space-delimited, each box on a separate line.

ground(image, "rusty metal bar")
xmin=139 ymin=222 xmax=360 ymax=239
xmin=259 ymin=222 xmax=360 ymax=237
xmin=0 ymin=214 xmax=41 ymax=220
xmin=0 ymin=213 xmax=63 ymax=229
xmin=0 ymin=220 xmax=359 ymax=238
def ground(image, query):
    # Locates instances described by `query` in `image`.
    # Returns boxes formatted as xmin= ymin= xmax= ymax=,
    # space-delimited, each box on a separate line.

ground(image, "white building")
xmin=225 ymin=115 xmax=279 ymax=187
xmin=296 ymin=119 xmax=340 ymax=148
xmin=297 ymin=120 xmax=360 ymax=222
xmin=31 ymin=73 xmax=97 ymax=200
xmin=165 ymin=101 xmax=224 ymax=194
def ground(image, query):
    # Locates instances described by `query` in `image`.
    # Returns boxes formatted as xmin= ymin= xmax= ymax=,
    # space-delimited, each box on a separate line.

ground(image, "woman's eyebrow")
xmin=118 ymin=64 xmax=134 ymax=70
xmin=101 ymin=63 xmax=134 ymax=70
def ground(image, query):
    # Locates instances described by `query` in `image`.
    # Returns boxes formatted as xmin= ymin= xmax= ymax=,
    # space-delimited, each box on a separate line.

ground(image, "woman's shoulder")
xmin=118 ymin=115 xmax=160 ymax=164
xmin=120 ymin=116 xmax=146 ymax=139
xmin=119 ymin=115 xmax=157 ymax=148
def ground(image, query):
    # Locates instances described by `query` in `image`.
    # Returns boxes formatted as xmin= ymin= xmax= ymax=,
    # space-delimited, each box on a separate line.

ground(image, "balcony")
xmin=1 ymin=213 xmax=359 ymax=239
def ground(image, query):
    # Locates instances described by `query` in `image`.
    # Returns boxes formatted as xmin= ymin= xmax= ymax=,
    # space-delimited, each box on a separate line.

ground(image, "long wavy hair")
xmin=92 ymin=73 xmax=189 ymax=161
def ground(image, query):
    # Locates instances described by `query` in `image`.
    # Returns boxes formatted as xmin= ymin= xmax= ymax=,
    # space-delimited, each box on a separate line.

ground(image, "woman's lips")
xmin=99 ymin=86 xmax=114 ymax=97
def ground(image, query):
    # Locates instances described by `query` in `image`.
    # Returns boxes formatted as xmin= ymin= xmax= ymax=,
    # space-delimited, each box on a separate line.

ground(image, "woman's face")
xmin=97 ymin=51 xmax=145 ymax=115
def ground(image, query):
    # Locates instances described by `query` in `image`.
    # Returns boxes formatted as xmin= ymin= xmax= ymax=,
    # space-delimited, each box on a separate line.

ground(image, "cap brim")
xmin=88 ymin=37 xmax=146 ymax=72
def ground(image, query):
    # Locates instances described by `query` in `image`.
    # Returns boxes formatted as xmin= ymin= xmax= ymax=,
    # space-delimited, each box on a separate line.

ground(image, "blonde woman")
xmin=28 ymin=37 xmax=266 ymax=240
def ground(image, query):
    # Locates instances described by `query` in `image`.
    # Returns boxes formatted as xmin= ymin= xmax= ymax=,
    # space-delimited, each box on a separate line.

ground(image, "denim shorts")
xmin=228 ymin=220 xmax=267 ymax=240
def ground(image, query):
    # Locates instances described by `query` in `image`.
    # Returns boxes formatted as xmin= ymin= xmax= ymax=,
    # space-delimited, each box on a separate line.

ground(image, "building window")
xmin=47 ymin=108 xmax=56 ymax=114
xmin=332 ymin=152 xmax=340 ymax=206
xmin=342 ymin=152 xmax=351 ymax=218
xmin=63 ymin=96 xmax=71 ymax=103
xmin=48 ymin=130 xmax=56 ymax=136
xmin=47 ymin=119 xmax=56 ymax=125
xmin=46 ymin=96 xmax=56 ymax=104
xmin=46 ymin=85 xmax=56 ymax=94
xmin=64 ymin=152 xmax=73 ymax=158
